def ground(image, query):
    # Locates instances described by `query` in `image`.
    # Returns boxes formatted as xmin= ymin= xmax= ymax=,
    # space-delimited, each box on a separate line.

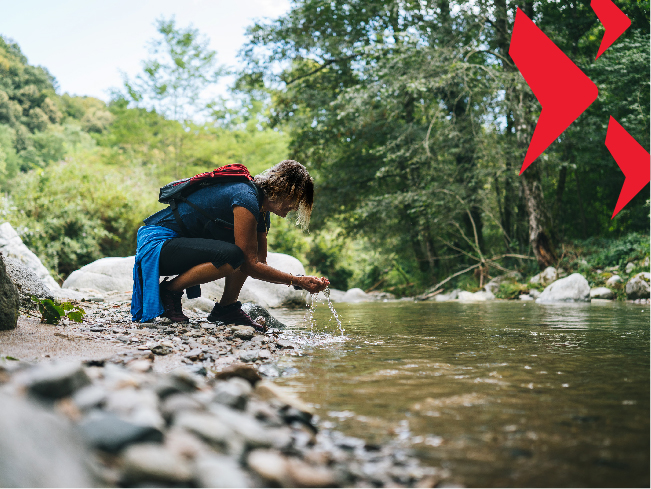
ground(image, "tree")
xmin=121 ymin=17 xmax=224 ymax=124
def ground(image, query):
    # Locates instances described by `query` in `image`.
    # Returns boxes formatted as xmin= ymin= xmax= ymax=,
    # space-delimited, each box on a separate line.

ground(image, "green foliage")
xmin=495 ymin=282 xmax=530 ymax=300
xmin=31 ymin=297 xmax=85 ymax=325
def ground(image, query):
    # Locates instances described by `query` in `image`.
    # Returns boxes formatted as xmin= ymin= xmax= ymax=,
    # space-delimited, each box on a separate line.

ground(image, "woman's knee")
xmin=214 ymin=244 xmax=245 ymax=271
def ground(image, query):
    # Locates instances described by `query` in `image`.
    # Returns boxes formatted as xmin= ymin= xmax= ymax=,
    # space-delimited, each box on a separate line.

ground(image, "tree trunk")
xmin=521 ymin=165 xmax=557 ymax=268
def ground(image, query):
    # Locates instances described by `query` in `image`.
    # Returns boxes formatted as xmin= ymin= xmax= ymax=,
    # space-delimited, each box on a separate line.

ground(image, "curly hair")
xmin=254 ymin=160 xmax=314 ymax=229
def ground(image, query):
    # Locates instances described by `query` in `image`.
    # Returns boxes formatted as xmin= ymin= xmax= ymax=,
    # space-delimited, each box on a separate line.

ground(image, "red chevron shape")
xmin=509 ymin=8 xmax=599 ymax=174
xmin=591 ymin=0 xmax=631 ymax=60
xmin=606 ymin=117 xmax=650 ymax=219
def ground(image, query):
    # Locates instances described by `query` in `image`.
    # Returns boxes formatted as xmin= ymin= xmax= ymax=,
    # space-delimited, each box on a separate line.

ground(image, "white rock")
xmin=63 ymin=256 xmax=135 ymax=293
xmin=458 ymin=290 xmax=495 ymax=302
xmin=605 ymin=275 xmax=622 ymax=287
xmin=194 ymin=453 xmax=250 ymax=488
xmin=528 ymin=289 xmax=541 ymax=299
xmin=0 ymin=222 xmax=59 ymax=290
xmin=519 ymin=294 xmax=534 ymax=301
xmin=434 ymin=288 xmax=461 ymax=302
xmin=590 ymin=287 xmax=614 ymax=300
xmin=529 ymin=266 xmax=557 ymax=285
xmin=625 ymin=262 xmax=635 ymax=273
xmin=642 ymin=256 xmax=649 ymax=268
xmin=484 ymin=272 xmax=522 ymax=295
xmin=340 ymin=288 xmax=370 ymax=303
xmin=535 ymin=273 xmax=590 ymax=303
xmin=626 ymin=273 xmax=650 ymax=300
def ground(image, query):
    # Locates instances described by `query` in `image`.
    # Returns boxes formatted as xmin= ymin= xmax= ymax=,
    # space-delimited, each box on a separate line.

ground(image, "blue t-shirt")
xmin=144 ymin=182 xmax=270 ymax=242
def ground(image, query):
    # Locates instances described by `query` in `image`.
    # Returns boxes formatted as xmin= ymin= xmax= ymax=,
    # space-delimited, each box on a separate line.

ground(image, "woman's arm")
xmin=233 ymin=206 xmax=328 ymax=293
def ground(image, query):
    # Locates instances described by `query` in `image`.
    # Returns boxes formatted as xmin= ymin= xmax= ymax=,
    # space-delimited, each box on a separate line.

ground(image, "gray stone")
xmin=231 ymin=325 xmax=256 ymax=340
xmin=210 ymin=404 xmax=275 ymax=449
xmin=0 ymin=394 xmax=96 ymax=487
xmin=72 ymin=384 xmax=107 ymax=411
xmin=341 ymin=287 xmax=371 ymax=303
xmin=626 ymin=273 xmax=650 ymax=300
xmin=121 ymin=443 xmax=193 ymax=484
xmin=241 ymin=302 xmax=288 ymax=329
xmin=530 ymin=266 xmax=558 ymax=285
xmin=151 ymin=344 xmax=172 ymax=356
xmin=26 ymin=362 xmax=91 ymax=399
xmin=215 ymin=363 xmax=262 ymax=385
xmin=536 ymin=273 xmax=590 ymax=303
xmin=625 ymin=262 xmax=635 ymax=274
xmin=519 ymin=294 xmax=533 ymax=301
xmin=247 ymin=449 xmax=290 ymax=486
xmin=276 ymin=339 xmax=297 ymax=349
xmin=458 ymin=290 xmax=495 ymax=302
xmin=213 ymin=378 xmax=250 ymax=410
xmin=239 ymin=349 xmax=260 ymax=363
xmin=174 ymin=411 xmax=234 ymax=451
xmin=590 ymin=287 xmax=614 ymax=300
xmin=0 ymin=222 xmax=60 ymax=290
xmin=160 ymin=393 xmax=204 ymax=421
xmin=606 ymin=274 xmax=623 ymax=287
xmin=3 ymin=256 xmax=54 ymax=307
xmin=258 ymin=364 xmax=281 ymax=378
xmin=484 ymin=272 xmax=523 ymax=294
xmin=195 ymin=453 xmax=251 ymax=488
xmin=0 ymin=254 xmax=19 ymax=330
xmin=434 ymin=289 xmax=461 ymax=302
xmin=78 ymin=411 xmax=163 ymax=453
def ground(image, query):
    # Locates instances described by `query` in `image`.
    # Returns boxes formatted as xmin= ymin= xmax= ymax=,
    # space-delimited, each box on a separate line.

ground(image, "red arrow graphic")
xmin=606 ymin=117 xmax=651 ymax=219
xmin=591 ymin=0 xmax=631 ymax=60
xmin=509 ymin=8 xmax=599 ymax=175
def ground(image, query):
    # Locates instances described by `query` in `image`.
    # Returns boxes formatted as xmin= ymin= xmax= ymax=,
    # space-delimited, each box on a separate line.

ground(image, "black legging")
xmin=159 ymin=237 xmax=245 ymax=276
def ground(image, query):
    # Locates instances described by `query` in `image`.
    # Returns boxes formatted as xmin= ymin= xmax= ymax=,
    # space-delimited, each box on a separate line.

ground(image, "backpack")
xmin=157 ymin=164 xmax=262 ymax=237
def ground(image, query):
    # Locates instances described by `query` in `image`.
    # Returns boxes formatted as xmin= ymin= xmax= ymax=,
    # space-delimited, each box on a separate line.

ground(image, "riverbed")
xmin=272 ymin=300 xmax=650 ymax=487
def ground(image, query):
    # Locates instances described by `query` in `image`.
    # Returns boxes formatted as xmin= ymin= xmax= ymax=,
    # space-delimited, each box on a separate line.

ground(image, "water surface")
xmin=274 ymin=301 xmax=650 ymax=487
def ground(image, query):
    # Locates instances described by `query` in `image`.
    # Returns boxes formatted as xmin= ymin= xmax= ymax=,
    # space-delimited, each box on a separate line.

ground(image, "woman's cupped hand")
xmin=298 ymin=275 xmax=330 ymax=293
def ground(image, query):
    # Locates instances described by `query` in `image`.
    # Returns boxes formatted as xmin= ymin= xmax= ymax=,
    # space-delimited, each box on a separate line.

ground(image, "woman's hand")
xmin=297 ymin=275 xmax=330 ymax=294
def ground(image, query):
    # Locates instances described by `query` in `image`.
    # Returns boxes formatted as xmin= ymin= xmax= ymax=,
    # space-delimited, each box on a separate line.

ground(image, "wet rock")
xmin=3 ymin=256 xmax=54 ymax=307
xmin=231 ymin=325 xmax=256 ymax=340
xmin=530 ymin=266 xmax=557 ymax=285
xmin=0 ymin=222 xmax=60 ymax=290
xmin=0 ymin=394 xmax=96 ymax=487
xmin=242 ymin=302 xmax=288 ymax=329
xmin=590 ymin=287 xmax=614 ymax=300
xmin=26 ymin=362 xmax=91 ymax=399
xmin=276 ymin=339 xmax=298 ymax=349
xmin=195 ymin=453 xmax=251 ymax=488
xmin=78 ymin=411 xmax=163 ymax=453
xmin=0 ymin=254 xmax=19 ymax=330
xmin=255 ymin=380 xmax=314 ymax=416
xmin=174 ymin=411 xmax=233 ymax=451
xmin=121 ymin=443 xmax=193 ymax=484
xmin=626 ymin=272 xmax=650 ymax=300
xmin=215 ymin=363 xmax=262 ymax=385
xmin=62 ymin=256 xmax=135 ymax=294
xmin=536 ymin=273 xmax=590 ymax=303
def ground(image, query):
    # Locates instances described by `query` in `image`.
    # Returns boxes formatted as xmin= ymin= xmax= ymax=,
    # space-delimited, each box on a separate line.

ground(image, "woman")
xmin=131 ymin=160 xmax=329 ymax=330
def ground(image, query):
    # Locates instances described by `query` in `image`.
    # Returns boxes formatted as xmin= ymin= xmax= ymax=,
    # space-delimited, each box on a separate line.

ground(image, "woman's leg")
xmin=166 ymin=262 xmax=236 ymax=292
xmin=220 ymin=269 xmax=248 ymax=305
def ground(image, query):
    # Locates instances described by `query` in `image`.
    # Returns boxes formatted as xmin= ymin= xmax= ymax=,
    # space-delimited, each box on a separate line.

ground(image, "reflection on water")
xmin=273 ymin=301 xmax=650 ymax=487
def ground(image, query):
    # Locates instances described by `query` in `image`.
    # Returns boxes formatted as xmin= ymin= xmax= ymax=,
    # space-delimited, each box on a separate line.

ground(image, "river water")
xmin=273 ymin=300 xmax=650 ymax=487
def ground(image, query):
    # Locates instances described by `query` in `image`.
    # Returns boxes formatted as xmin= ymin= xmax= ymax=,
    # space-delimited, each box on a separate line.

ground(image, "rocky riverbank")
xmin=0 ymin=297 xmax=444 ymax=488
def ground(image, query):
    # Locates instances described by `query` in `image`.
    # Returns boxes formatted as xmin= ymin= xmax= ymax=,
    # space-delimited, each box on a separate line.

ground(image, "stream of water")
xmin=273 ymin=300 xmax=650 ymax=487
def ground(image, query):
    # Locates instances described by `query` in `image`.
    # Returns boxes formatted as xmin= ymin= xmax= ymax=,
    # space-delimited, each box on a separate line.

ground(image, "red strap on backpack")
xmin=177 ymin=164 xmax=254 ymax=187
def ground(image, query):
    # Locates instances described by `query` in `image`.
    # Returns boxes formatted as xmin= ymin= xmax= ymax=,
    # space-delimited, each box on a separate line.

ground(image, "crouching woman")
xmin=131 ymin=160 xmax=329 ymax=331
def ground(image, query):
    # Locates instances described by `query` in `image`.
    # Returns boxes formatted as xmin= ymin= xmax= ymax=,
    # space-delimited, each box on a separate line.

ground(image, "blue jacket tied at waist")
xmin=131 ymin=225 xmax=192 ymax=322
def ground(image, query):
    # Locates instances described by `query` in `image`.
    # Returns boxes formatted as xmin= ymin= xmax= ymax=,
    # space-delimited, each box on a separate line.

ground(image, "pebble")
xmin=26 ymin=362 xmax=90 ymax=399
xmin=78 ymin=411 xmax=164 ymax=453
xmin=121 ymin=443 xmax=194 ymax=484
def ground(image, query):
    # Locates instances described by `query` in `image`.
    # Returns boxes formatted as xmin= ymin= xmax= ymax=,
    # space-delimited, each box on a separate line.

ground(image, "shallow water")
xmin=274 ymin=301 xmax=650 ymax=487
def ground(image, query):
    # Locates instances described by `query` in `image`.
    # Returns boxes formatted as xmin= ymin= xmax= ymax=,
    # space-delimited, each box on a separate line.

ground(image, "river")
xmin=273 ymin=300 xmax=650 ymax=487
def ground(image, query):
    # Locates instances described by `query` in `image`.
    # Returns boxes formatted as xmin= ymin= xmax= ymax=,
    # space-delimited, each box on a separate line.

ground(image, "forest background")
xmin=0 ymin=0 xmax=649 ymax=297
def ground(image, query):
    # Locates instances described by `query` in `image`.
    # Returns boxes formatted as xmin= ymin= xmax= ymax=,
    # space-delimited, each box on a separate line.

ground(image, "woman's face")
xmin=266 ymin=196 xmax=298 ymax=218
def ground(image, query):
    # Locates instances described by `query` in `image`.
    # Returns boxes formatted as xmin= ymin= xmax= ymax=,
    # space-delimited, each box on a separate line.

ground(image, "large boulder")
xmin=3 ymin=256 xmax=54 ymax=307
xmin=530 ymin=266 xmax=558 ymax=285
xmin=0 ymin=222 xmax=59 ymax=290
xmin=625 ymin=272 xmax=650 ymax=300
xmin=0 ymin=254 xmax=19 ymax=330
xmin=535 ymin=273 xmax=590 ymax=303
xmin=63 ymin=256 xmax=135 ymax=294
xmin=340 ymin=288 xmax=371 ymax=303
